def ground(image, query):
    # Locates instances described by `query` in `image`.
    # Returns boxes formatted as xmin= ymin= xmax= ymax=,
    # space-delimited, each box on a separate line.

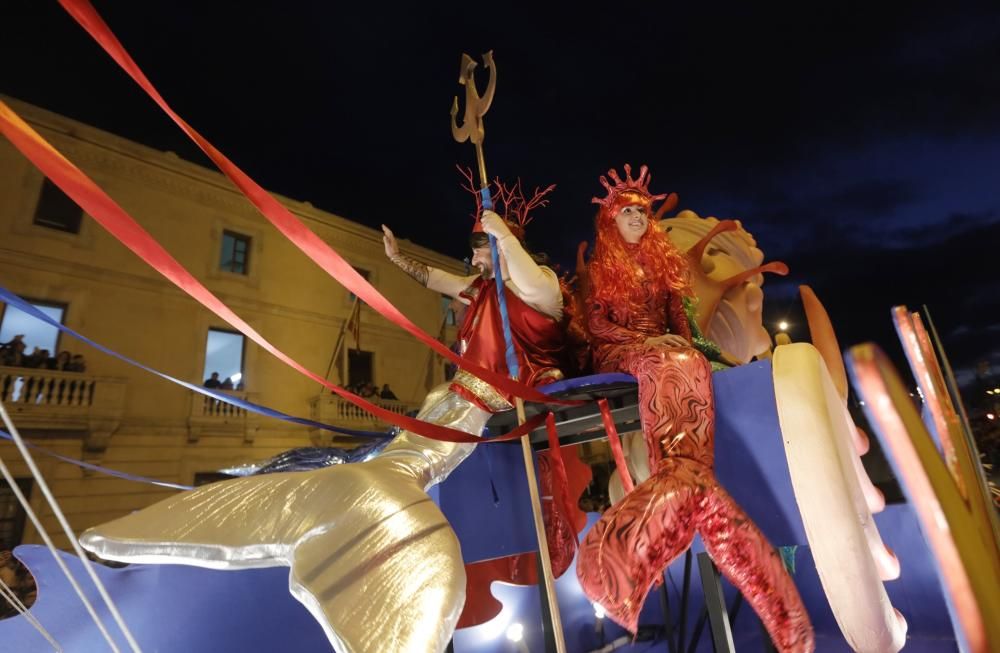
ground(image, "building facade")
xmin=0 ymin=97 xmax=464 ymax=549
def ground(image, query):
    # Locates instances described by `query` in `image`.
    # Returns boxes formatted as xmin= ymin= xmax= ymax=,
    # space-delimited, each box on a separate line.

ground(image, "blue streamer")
xmin=0 ymin=285 xmax=390 ymax=440
xmin=480 ymin=187 xmax=520 ymax=379
xmin=0 ymin=429 xmax=194 ymax=490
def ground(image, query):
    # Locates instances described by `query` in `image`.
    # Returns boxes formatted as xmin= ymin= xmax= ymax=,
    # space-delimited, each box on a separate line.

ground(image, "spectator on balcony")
xmin=204 ymin=371 xmax=222 ymax=388
xmin=379 ymin=384 xmax=398 ymax=400
xmin=21 ymin=347 xmax=44 ymax=368
xmin=68 ymin=354 xmax=87 ymax=372
xmin=220 ymin=376 xmax=235 ymax=391
xmin=54 ymin=350 xmax=72 ymax=371
xmin=359 ymin=382 xmax=377 ymax=398
xmin=43 ymin=351 xmax=60 ymax=370
xmin=0 ymin=335 xmax=26 ymax=366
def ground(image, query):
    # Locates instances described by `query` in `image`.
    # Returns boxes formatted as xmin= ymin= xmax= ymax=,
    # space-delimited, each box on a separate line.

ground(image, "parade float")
xmin=0 ymin=2 xmax=997 ymax=652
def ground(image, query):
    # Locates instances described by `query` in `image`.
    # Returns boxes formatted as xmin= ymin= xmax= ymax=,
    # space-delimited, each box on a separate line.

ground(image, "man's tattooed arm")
xmin=389 ymin=253 xmax=429 ymax=286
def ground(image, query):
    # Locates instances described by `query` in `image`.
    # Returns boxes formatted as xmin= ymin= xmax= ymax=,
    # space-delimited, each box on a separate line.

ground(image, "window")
xmin=348 ymin=267 xmax=371 ymax=303
xmin=220 ymin=231 xmax=251 ymax=275
xmin=0 ymin=300 xmax=65 ymax=358
xmin=0 ymin=479 xmax=32 ymax=549
xmin=33 ymin=179 xmax=82 ymax=233
xmin=203 ymin=329 xmax=245 ymax=389
xmin=347 ymin=348 xmax=373 ymax=387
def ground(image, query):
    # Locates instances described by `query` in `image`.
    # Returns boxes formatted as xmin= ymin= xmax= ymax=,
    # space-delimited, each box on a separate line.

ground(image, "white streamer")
xmin=0 ymin=400 xmax=142 ymax=652
xmin=0 ymin=572 xmax=62 ymax=651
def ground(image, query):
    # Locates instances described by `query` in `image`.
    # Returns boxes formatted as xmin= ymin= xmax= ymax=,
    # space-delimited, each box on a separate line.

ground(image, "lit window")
xmin=441 ymin=296 xmax=457 ymax=326
xmin=203 ymin=329 xmax=245 ymax=389
xmin=0 ymin=300 xmax=65 ymax=360
xmin=33 ymin=179 xmax=82 ymax=234
xmin=220 ymin=231 xmax=251 ymax=275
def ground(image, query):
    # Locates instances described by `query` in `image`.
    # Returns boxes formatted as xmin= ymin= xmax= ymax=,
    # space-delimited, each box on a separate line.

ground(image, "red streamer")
xmin=56 ymin=0 xmax=578 ymax=408
xmin=545 ymin=413 xmax=579 ymax=548
xmin=598 ymin=398 xmax=635 ymax=494
xmin=0 ymin=100 xmax=545 ymax=445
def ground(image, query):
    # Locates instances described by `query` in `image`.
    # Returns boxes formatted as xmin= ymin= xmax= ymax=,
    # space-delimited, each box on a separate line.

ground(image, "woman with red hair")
xmin=576 ymin=165 xmax=814 ymax=653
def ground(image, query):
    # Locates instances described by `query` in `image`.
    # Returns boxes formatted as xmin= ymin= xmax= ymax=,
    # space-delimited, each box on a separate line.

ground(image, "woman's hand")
xmin=644 ymin=333 xmax=689 ymax=348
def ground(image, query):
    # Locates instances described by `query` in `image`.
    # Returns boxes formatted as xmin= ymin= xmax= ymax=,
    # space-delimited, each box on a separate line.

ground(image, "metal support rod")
xmin=658 ymin=575 xmax=679 ymax=653
xmin=687 ymin=592 xmax=743 ymax=653
xmin=697 ymin=553 xmax=735 ymax=653
xmin=678 ymin=550 xmax=692 ymax=650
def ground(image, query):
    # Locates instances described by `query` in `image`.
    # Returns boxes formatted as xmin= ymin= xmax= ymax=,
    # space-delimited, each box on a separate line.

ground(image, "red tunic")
xmin=450 ymin=276 xmax=564 ymax=412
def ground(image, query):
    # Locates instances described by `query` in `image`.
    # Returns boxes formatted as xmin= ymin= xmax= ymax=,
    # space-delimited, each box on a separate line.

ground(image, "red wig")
xmin=588 ymin=169 xmax=692 ymax=305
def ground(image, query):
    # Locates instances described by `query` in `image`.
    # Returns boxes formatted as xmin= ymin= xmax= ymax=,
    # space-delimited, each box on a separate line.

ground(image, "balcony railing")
xmin=190 ymin=392 xmax=253 ymax=420
xmin=308 ymin=395 xmax=419 ymax=443
xmin=2 ymin=369 xmax=94 ymax=407
xmin=187 ymin=391 xmax=259 ymax=443
xmin=0 ymin=366 xmax=127 ymax=451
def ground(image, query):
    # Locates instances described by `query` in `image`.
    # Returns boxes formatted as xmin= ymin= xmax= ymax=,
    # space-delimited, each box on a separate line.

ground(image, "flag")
xmin=346 ymin=298 xmax=361 ymax=350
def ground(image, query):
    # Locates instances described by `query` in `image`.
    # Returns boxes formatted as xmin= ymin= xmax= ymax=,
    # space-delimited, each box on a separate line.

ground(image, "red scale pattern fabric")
xmin=576 ymin=280 xmax=814 ymax=653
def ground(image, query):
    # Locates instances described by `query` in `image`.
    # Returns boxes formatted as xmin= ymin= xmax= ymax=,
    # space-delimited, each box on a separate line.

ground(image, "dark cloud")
xmin=763 ymin=218 xmax=1000 ymax=384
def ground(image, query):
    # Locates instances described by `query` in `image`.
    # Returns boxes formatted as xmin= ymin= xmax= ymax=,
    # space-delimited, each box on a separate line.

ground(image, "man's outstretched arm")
xmin=382 ymin=224 xmax=475 ymax=300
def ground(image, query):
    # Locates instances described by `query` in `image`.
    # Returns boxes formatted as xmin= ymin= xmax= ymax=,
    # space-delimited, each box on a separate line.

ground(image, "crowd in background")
xmin=0 ymin=335 xmax=86 ymax=372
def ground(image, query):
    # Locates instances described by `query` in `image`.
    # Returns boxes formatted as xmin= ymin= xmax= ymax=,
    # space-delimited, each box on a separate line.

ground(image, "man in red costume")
xmin=382 ymin=210 xmax=564 ymax=412
xmin=377 ymin=177 xmax=565 ymax=497
xmin=575 ymin=165 xmax=815 ymax=653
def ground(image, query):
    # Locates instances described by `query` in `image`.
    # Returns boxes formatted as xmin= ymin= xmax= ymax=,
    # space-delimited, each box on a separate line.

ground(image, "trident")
xmin=451 ymin=52 xmax=567 ymax=652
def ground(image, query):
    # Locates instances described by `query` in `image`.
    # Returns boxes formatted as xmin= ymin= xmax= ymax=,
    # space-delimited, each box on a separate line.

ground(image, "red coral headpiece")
xmin=457 ymin=165 xmax=555 ymax=240
xmin=591 ymin=164 xmax=668 ymax=217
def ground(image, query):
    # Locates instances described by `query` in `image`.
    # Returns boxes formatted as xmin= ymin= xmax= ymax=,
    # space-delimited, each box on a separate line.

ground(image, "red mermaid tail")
xmin=576 ymin=457 xmax=815 ymax=653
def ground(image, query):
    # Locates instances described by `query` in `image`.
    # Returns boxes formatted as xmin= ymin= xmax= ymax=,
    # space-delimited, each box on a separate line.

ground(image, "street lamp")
xmin=593 ymin=601 xmax=606 ymax=646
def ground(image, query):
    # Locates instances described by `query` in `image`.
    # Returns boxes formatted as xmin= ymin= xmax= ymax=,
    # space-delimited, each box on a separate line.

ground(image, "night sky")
xmin=3 ymin=2 xmax=999 ymax=386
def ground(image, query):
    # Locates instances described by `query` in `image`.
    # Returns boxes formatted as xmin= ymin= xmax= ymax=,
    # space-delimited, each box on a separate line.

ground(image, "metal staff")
xmin=451 ymin=51 xmax=567 ymax=652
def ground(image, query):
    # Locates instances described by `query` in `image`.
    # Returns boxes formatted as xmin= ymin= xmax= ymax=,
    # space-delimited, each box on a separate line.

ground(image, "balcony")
xmin=187 ymin=391 xmax=260 ymax=443
xmin=0 ymin=366 xmax=127 ymax=452
xmin=308 ymin=394 xmax=419 ymax=445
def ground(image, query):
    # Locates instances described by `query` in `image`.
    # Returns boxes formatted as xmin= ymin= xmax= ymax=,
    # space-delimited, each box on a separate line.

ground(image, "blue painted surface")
xmin=0 ymin=546 xmax=329 ymax=652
